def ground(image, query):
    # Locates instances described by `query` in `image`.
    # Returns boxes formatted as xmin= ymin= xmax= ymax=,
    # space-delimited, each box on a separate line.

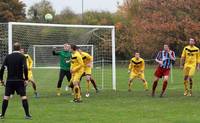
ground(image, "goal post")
xmin=6 ymin=22 xmax=116 ymax=90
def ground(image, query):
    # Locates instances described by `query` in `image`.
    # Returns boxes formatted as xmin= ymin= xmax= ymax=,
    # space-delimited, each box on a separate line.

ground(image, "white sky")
xmin=21 ymin=0 xmax=124 ymax=14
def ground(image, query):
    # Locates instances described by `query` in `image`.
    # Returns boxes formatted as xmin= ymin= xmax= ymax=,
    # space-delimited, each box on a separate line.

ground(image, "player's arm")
xmin=28 ymin=55 xmax=33 ymax=70
xmin=128 ymin=60 xmax=132 ymax=73
xmin=52 ymin=47 xmax=60 ymax=56
xmin=86 ymin=54 xmax=93 ymax=67
xmin=169 ymin=50 xmax=176 ymax=61
xmin=140 ymin=60 xmax=145 ymax=72
xmin=180 ymin=48 xmax=186 ymax=68
xmin=0 ymin=56 xmax=7 ymax=85
xmin=155 ymin=51 xmax=162 ymax=65
xmin=197 ymin=50 xmax=200 ymax=70
xmin=23 ymin=56 xmax=28 ymax=81
xmin=71 ymin=55 xmax=84 ymax=73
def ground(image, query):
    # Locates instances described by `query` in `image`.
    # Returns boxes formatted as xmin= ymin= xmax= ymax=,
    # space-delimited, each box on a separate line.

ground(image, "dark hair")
xmin=13 ymin=42 xmax=21 ymax=51
xmin=71 ymin=44 xmax=78 ymax=51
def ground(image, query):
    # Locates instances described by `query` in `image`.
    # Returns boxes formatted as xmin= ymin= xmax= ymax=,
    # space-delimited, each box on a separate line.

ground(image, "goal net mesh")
xmin=9 ymin=23 xmax=114 ymax=90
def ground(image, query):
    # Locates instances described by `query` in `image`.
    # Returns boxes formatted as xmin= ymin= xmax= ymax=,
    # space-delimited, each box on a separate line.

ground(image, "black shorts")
xmin=5 ymin=84 xmax=26 ymax=97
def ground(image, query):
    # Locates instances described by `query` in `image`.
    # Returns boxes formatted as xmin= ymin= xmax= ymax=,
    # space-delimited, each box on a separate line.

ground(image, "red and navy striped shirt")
xmin=156 ymin=50 xmax=176 ymax=69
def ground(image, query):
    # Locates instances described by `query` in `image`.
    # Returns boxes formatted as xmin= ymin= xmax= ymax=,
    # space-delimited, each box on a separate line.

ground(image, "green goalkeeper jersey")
xmin=53 ymin=50 xmax=71 ymax=71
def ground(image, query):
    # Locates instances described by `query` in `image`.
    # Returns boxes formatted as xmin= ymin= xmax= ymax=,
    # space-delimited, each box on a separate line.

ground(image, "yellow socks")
xmin=144 ymin=81 xmax=148 ymax=91
xmin=57 ymin=88 xmax=61 ymax=96
xmin=86 ymin=80 xmax=90 ymax=94
xmin=184 ymin=80 xmax=188 ymax=96
xmin=74 ymin=85 xmax=81 ymax=100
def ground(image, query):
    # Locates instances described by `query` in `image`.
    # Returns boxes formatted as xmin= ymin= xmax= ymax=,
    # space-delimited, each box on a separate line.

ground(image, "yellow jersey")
xmin=181 ymin=45 xmax=200 ymax=67
xmin=81 ymin=52 xmax=93 ymax=67
xmin=71 ymin=51 xmax=84 ymax=72
xmin=24 ymin=54 xmax=33 ymax=70
xmin=128 ymin=57 xmax=145 ymax=73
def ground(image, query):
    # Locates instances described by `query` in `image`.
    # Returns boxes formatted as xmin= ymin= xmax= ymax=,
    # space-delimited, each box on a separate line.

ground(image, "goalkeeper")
xmin=52 ymin=43 xmax=72 ymax=96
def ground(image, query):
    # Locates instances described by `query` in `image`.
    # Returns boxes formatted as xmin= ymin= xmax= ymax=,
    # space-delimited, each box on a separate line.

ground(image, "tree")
xmin=27 ymin=0 xmax=55 ymax=22
xmin=117 ymin=0 xmax=200 ymax=59
xmin=83 ymin=11 xmax=115 ymax=25
xmin=0 ymin=0 xmax=26 ymax=22
xmin=54 ymin=7 xmax=81 ymax=24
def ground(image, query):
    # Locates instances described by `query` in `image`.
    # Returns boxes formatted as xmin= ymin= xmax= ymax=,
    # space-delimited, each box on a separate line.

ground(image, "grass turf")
xmin=0 ymin=67 xmax=199 ymax=123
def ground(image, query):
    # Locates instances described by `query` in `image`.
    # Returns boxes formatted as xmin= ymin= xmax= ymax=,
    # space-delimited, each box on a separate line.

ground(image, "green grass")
xmin=0 ymin=67 xmax=200 ymax=123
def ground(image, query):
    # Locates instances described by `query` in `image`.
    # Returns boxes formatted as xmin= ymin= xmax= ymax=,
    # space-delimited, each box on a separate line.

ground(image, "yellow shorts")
xmin=28 ymin=71 xmax=33 ymax=80
xmin=84 ymin=66 xmax=92 ymax=75
xmin=129 ymin=72 xmax=145 ymax=80
xmin=184 ymin=66 xmax=196 ymax=77
xmin=71 ymin=69 xmax=84 ymax=83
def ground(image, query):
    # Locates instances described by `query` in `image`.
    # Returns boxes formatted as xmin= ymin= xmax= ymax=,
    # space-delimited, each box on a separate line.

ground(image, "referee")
xmin=0 ymin=42 xmax=31 ymax=119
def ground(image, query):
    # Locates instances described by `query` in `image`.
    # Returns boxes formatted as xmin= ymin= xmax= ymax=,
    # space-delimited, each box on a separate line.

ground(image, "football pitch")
xmin=0 ymin=67 xmax=200 ymax=123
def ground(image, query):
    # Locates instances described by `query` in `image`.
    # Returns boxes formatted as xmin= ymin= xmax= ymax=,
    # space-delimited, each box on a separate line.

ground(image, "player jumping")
xmin=70 ymin=44 xmax=84 ymax=102
xmin=52 ymin=43 xmax=72 ymax=96
xmin=128 ymin=52 xmax=148 ymax=92
xmin=152 ymin=44 xmax=176 ymax=97
xmin=181 ymin=38 xmax=200 ymax=96
xmin=78 ymin=49 xmax=98 ymax=97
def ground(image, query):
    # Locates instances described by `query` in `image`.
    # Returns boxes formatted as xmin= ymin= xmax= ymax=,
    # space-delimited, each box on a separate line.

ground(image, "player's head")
xmin=64 ymin=43 xmax=71 ymax=51
xmin=189 ymin=38 xmax=195 ymax=46
xmin=164 ymin=44 xmax=169 ymax=51
xmin=135 ymin=52 xmax=140 ymax=59
xmin=13 ymin=42 xmax=21 ymax=51
xmin=70 ymin=44 xmax=78 ymax=52
xmin=20 ymin=48 xmax=25 ymax=54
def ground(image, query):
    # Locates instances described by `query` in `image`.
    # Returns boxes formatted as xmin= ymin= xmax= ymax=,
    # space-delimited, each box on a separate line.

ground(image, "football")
xmin=45 ymin=13 xmax=53 ymax=21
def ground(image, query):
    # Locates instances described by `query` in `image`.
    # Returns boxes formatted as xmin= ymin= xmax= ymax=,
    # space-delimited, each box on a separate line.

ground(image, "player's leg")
xmin=85 ymin=67 xmax=98 ymax=92
xmin=152 ymin=67 xmax=162 ymax=97
xmin=0 ymin=86 xmax=12 ymax=118
xmin=68 ymin=71 xmax=75 ymax=94
xmin=65 ymin=70 xmax=72 ymax=91
xmin=188 ymin=67 xmax=195 ymax=96
xmin=29 ymin=79 xmax=39 ymax=97
xmin=56 ymin=69 xmax=66 ymax=96
xmin=184 ymin=76 xmax=189 ymax=96
xmin=73 ymin=82 xmax=81 ymax=102
xmin=16 ymin=84 xmax=31 ymax=119
xmin=189 ymin=77 xmax=193 ymax=96
xmin=183 ymin=67 xmax=190 ymax=96
xmin=21 ymin=96 xmax=31 ymax=119
xmin=139 ymin=73 xmax=148 ymax=91
xmin=128 ymin=73 xmax=135 ymax=92
xmin=72 ymin=72 xmax=83 ymax=102
xmin=160 ymin=75 xmax=169 ymax=97
xmin=85 ymin=75 xmax=91 ymax=97
xmin=84 ymin=67 xmax=96 ymax=93
xmin=90 ymin=77 xmax=98 ymax=93
xmin=28 ymin=71 xmax=37 ymax=92
xmin=152 ymin=77 xmax=159 ymax=97
xmin=0 ymin=96 xmax=10 ymax=119
xmin=28 ymin=72 xmax=38 ymax=97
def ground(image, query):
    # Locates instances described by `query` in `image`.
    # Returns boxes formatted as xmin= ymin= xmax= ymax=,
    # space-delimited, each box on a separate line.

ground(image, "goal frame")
xmin=7 ymin=22 xmax=116 ymax=90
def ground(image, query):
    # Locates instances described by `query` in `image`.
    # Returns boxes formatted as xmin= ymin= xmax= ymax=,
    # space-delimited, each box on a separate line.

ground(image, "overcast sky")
xmin=21 ymin=0 xmax=124 ymax=14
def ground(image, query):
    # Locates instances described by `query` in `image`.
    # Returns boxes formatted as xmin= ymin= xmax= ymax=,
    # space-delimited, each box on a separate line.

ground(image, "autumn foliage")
xmin=116 ymin=0 xmax=200 ymax=59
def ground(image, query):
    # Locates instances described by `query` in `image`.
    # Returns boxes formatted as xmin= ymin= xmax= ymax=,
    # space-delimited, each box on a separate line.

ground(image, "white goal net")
xmin=2 ymin=22 xmax=116 ymax=90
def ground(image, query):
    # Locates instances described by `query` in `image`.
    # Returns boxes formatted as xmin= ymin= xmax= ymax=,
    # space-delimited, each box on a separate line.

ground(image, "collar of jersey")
xmin=13 ymin=51 xmax=21 ymax=53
